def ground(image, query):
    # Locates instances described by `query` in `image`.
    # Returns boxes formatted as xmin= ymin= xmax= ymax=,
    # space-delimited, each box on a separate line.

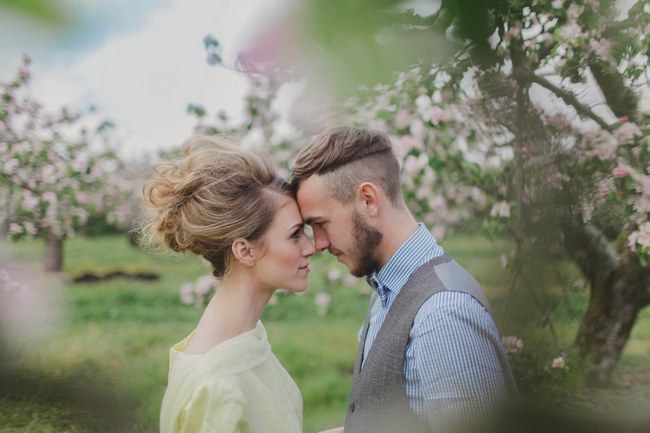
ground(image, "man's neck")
xmin=376 ymin=210 xmax=419 ymax=270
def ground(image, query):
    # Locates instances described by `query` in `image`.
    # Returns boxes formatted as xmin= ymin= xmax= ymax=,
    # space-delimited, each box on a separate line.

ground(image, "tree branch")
xmin=560 ymin=220 xmax=619 ymax=289
xmin=516 ymin=67 xmax=614 ymax=132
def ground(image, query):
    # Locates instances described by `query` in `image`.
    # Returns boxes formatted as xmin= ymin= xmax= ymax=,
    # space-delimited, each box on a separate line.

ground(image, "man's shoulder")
xmin=411 ymin=291 xmax=494 ymax=335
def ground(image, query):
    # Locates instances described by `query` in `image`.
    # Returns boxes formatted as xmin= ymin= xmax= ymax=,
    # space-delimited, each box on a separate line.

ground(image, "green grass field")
xmin=1 ymin=235 xmax=649 ymax=432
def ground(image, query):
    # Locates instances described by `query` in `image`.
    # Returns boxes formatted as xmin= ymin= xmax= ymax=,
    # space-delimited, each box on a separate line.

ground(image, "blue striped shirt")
xmin=361 ymin=224 xmax=518 ymax=429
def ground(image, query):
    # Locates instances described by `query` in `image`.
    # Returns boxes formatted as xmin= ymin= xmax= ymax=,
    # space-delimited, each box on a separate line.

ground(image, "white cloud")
xmin=2 ymin=0 xmax=281 ymax=160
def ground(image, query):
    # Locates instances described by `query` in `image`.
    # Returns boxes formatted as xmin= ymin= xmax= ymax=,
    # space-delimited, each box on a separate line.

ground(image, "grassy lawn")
xmin=0 ymin=234 xmax=649 ymax=432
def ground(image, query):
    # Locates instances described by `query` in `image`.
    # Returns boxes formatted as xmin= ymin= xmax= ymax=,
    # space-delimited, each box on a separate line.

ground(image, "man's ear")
xmin=356 ymin=182 xmax=381 ymax=217
xmin=232 ymin=238 xmax=255 ymax=267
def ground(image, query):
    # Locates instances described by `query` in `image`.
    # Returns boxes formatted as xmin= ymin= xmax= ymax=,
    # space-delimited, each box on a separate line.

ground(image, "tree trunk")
xmin=559 ymin=218 xmax=650 ymax=385
xmin=575 ymin=279 xmax=645 ymax=385
xmin=44 ymin=233 xmax=64 ymax=272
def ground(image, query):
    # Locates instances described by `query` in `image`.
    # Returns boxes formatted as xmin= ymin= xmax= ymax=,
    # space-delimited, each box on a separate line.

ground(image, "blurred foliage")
xmin=0 ymin=0 xmax=67 ymax=23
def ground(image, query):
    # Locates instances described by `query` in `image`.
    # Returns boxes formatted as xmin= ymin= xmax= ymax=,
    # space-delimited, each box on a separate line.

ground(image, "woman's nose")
xmin=303 ymin=237 xmax=316 ymax=256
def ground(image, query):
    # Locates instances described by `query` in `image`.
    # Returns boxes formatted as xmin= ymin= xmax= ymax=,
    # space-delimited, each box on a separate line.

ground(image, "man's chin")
xmin=348 ymin=263 xmax=367 ymax=278
xmin=337 ymin=257 xmax=362 ymax=277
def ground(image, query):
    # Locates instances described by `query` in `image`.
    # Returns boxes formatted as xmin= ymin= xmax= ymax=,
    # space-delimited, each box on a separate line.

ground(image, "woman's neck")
xmin=183 ymin=271 xmax=272 ymax=354
xmin=208 ymin=274 xmax=271 ymax=332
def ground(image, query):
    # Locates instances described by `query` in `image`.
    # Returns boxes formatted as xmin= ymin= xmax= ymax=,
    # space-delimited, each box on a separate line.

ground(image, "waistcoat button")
xmin=349 ymin=403 xmax=355 ymax=412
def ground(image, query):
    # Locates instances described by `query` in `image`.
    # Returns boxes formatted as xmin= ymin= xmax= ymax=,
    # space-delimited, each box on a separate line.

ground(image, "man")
xmin=291 ymin=127 xmax=519 ymax=433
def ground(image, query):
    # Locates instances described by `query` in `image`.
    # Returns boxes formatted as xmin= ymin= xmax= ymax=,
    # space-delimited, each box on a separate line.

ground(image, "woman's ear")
xmin=232 ymin=238 xmax=255 ymax=267
xmin=356 ymin=182 xmax=381 ymax=217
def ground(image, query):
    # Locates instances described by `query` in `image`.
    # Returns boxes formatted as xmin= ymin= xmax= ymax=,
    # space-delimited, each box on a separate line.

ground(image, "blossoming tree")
xmin=0 ymin=56 xmax=120 ymax=271
xmin=212 ymin=0 xmax=650 ymax=384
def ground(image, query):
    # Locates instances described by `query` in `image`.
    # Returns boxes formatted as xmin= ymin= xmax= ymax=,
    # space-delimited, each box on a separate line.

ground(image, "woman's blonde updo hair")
xmin=141 ymin=135 xmax=293 ymax=278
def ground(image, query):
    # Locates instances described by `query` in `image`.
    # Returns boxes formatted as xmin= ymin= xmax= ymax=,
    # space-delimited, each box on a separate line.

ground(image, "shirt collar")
xmin=365 ymin=223 xmax=440 ymax=305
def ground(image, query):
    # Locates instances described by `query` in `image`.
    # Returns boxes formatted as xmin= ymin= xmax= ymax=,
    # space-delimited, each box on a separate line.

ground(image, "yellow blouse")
xmin=160 ymin=322 xmax=302 ymax=433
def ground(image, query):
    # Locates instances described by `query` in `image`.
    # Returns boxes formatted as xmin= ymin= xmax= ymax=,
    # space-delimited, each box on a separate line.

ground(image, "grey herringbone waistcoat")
xmin=343 ymin=253 xmax=492 ymax=433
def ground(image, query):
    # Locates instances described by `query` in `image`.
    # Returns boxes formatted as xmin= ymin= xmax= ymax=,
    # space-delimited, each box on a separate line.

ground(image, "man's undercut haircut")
xmin=291 ymin=127 xmax=402 ymax=206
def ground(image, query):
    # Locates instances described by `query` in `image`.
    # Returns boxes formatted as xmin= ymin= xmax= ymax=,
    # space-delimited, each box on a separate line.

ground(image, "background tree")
xmin=0 ymin=56 xmax=121 ymax=272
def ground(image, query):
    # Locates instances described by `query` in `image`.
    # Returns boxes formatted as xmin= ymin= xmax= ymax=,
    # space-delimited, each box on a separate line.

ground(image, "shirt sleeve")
xmin=407 ymin=291 xmax=514 ymax=430
xmin=178 ymin=378 xmax=250 ymax=433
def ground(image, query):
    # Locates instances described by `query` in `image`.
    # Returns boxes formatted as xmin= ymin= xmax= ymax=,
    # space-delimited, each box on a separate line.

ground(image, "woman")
xmin=142 ymin=135 xmax=315 ymax=433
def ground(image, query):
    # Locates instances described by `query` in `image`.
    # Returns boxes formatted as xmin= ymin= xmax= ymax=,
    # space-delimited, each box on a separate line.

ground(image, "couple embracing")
xmin=143 ymin=127 xmax=519 ymax=433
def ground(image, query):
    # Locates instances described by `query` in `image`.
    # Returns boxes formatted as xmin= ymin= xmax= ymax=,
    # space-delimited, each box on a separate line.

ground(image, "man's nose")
xmin=313 ymin=231 xmax=330 ymax=252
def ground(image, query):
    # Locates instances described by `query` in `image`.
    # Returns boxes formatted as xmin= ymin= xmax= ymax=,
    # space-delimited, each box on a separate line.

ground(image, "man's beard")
xmin=348 ymin=210 xmax=383 ymax=277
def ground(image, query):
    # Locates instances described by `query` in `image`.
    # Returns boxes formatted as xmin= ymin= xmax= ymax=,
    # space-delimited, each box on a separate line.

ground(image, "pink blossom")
xmin=614 ymin=122 xmax=641 ymax=144
xmin=343 ymin=274 xmax=359 ymax=288
xmin=490 ymin=201 xmax=511 ymax=218
xmin=632 ymin=197 xmax=650 ymax=214
xmin=415 ymin=94 xmax=431 ymax=110
xmin=431 ymin=225 xmax=446 ymax=240
xmin=194 ymin=275 xmax=215 ymax=295
xmin=470 ymin=187 xmax=486 ymax=205
xmin=315 ymin=292 xmax=331 ymax=307
xmin=507 ymin=26 xmax=520 ymax=40
xmin=409 ymin=120 xmax=425 ymax=139
xmin=404 ymin=155 xmax=422 ymax=174
xmin=40 ymin=165 xmax=57 ymax=184
xmin=597 ymin=178 xmax=614 ymax=198
xmin=391 ymin=135 xmax=415 ymax=158
xmin=394 ymin=110 xmax=410 ymax=129
xmin=588 ymin=39 xmax=612 ymax=60
xmin=20 ymin=190 xmax=39 ymax=211
xmin=551 ymin=356 xmax=566 ymax=369
xmin=613 ymin=163 xmax=633 ymax=178
xmin=628 ymin=223 xmax=650 ymax=252
xmin=315 ymin=292 xmax=331 ymax=317
xmin=502 ymin=336 xmax=524 ymax=353
xmin=560 ymin=22 xmax=582 ymax=42
xmin=24 ymin=222 xmax=37 ymax=235
xmin=586 ymin=143 xmax=616 ymax=161
xmin=428 ymin=195 xmax=445 ymax=210
xmin=8 ymin=223 xmax=23 ymax=235
xmin=3 ymin=159 xmax=19 ymax=173
xmin=416 ymin=186 xmax=431 ymax=200
xmin=567 ymin=3 xmax=583 ymax=21
xmin=42 ymin=191 xmax=57 ymax=205
xmin=327 ymin=268 xmax=342 ymax=281
xmin=179 ymin=283 xmax=194 ymax=305
xmin=428 ymin=106 xmax=453 ymax=124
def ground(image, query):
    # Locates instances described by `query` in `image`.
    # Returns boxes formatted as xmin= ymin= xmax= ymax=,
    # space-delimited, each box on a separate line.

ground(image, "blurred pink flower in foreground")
xmin=0 ymin=261 xmax=61 ymax=346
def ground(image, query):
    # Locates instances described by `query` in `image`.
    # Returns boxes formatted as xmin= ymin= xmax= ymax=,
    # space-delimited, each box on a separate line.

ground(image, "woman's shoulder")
xmin=194 ymin=374 xmax=247 ymax=401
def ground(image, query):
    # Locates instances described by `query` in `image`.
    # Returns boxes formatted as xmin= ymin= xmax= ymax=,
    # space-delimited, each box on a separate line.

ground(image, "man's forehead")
xmin=297 ymin=175 xmax=325 ymax=203
xmin=297 ymin=174 xmax=326 ymax=194
xmin=296 ymin=175 xmax=330 ymax=218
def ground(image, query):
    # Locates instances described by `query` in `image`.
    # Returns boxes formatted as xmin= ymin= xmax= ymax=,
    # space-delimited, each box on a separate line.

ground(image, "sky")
xmin=0 ymin=0 xmax=285 ymax=161
xmin=1 ymin=0 xmax=644 ymax=162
